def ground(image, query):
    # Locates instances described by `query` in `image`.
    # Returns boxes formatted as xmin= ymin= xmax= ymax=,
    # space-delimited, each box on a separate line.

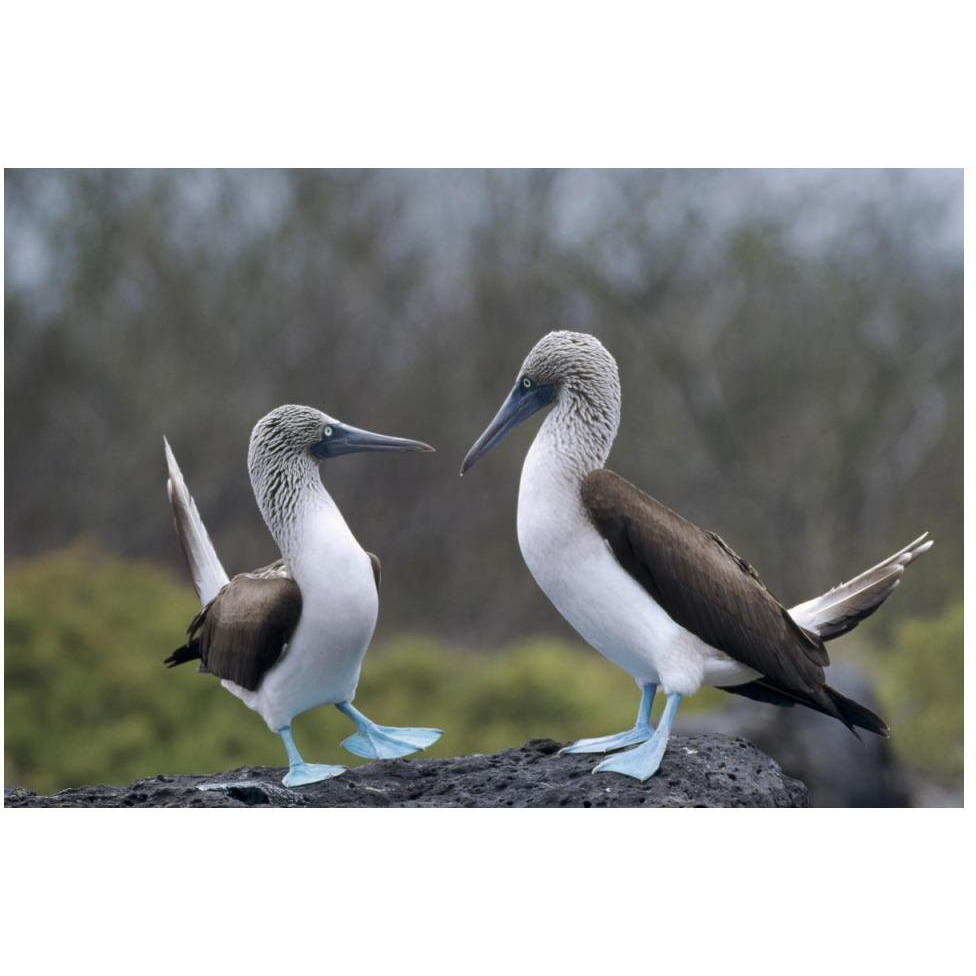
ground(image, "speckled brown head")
xmin=461 ymin=331 xmax=621 ymax=475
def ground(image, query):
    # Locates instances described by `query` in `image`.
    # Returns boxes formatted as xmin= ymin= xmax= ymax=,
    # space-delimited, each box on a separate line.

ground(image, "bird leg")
xmin=592 ymin=692 xmax=682 ymax=781
xmin=336 ymin=702 xmax=443 ymax=760
xmin=559 ymin=682 xmax=657 ymax=754
xmin=277 ymin=725 xmax=347 ymax=787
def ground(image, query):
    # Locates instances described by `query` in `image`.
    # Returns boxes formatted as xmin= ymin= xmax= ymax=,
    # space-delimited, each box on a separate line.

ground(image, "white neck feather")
xmin=249 ymin=457 xmax=359 ymax=582
xmin=531 ymin=385 xmax=620 ymax=485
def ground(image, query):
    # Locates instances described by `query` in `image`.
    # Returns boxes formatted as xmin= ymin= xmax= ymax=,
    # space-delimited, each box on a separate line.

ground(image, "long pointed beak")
xmin=460 ymin=382 xmax=555 ymax=475
xmin=316 ymin=424 xmax=435 ymax=458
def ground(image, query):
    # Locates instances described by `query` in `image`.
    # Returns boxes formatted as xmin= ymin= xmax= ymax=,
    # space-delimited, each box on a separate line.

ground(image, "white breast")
xmin=230 ymin=500 xmax=379 ymax=731
xmin=516 ymin=439 xmax=759 ymax=697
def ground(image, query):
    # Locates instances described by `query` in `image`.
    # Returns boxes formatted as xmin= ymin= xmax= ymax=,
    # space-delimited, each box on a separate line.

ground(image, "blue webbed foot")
xmin=337 ymin=702 xmax=442 ymax=759
xmin=560 ymin=725 xmax=653 ymax=754
xmin=592 ymin=692 xmax=682 ymax=782
xmin=276 ymin=724 xmax=346 ymax=788
xmin=561 ymin=682 xmax=657 ymax=755
xmin=282 ymin=762 xmax=347 ymax=788
xmin=592 ymin=737 xmax=670 ymax=781
xmin=341 ymin=724 xmax=443 ymax=760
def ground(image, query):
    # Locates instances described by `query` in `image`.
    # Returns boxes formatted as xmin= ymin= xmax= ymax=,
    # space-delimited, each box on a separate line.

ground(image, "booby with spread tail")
xmin=164 ymin=404 xmax=443 ymax=787
xmin=461 ymin=331 xmax=931 ymax=781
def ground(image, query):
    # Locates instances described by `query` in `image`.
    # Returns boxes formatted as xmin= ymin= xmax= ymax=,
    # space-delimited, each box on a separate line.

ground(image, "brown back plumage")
xmin=367 ymin=552 xmax=381 ymax=591
xmin=166 ymin=571 xmax=301 ymax=692
xmin=581 ymin=469 xmax=889 ymax=736
xmin=165 ymin=554 xmax=381 ymax=692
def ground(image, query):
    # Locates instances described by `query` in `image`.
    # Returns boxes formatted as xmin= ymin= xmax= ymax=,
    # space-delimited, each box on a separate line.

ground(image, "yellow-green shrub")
xmin=865 ymin=600 xmax=963 ymax=779
xmin=5 ymin=545 xmax=962 ymax=794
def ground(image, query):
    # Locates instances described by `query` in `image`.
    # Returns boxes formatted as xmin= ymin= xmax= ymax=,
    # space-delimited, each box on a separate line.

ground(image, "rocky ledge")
xmin=5 ymin=735 xmax=808 ymax=808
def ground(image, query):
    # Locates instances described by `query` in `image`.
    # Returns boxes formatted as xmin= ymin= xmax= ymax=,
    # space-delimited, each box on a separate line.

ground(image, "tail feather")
xmin=825 ymin=685 xmax=890 ymax=738
xmin=720 ymin=679 xmax=889 ymax=737
xmin=164 ymin=437 xmax=230 ymax=607
xmin=788 ymin=533 xmax=933 ymax=641
xmin=164 ymin=641 xmax=202 ymax=669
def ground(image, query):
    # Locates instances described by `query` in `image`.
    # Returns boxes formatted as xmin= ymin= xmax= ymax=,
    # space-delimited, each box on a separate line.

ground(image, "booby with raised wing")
xmin=461 ymin=331 xmax=931 ymax=781
xmin=164 ymin=404 xmax=443 ymax=787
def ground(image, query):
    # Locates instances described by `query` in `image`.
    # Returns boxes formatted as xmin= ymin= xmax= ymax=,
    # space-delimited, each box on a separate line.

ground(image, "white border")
xmin=3 ymin=2 xmax=972 ymax=970
xmin=2 ymin=2 xmax=973 ymax=166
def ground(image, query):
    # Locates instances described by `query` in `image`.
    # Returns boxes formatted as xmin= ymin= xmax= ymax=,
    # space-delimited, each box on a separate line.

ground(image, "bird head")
xmin=460 ymin=331 xmax=620 ymax=474
xmin=250 ymin=404 xmax=434 ymax=471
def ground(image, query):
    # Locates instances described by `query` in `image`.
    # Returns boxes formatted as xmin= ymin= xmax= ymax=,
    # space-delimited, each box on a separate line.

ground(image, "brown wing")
xmin=367 ymin=552 xmax=381 ymax=592
xmin=581 ymin=470 xmax=842 ymax=702
xmin=581 ymin=470 xmax=887 ymax=735
xmin=183 ymin=574 xmax=302 ymax=692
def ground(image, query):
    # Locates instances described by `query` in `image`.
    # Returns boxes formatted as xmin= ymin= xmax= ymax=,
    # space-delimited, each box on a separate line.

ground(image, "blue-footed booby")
xmin=461 ymin=331 xmax=932 ymax=782
xmin=164 ymin=404 xmax=443 ymax=787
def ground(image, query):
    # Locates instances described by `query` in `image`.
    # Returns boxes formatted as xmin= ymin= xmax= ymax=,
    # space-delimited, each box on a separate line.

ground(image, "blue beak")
xmin=312 ymin=424 xmax=435 ymax=459
xmin=460 ymin=381 xmax=556 ymax=475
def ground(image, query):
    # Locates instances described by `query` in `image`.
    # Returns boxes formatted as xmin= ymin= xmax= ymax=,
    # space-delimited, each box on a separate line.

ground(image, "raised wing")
xmin=166 ymin=567 xmax=301 ymax=692
xmin=581 ymin=469 xmax=887 ymax=734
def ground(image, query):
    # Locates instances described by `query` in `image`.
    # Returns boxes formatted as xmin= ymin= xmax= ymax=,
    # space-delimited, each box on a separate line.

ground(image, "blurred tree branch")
xmin=4 ymin=168 xmax=962 ymax=641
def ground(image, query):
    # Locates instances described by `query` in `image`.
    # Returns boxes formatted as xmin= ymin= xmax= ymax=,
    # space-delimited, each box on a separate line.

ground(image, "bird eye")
xmin=522 ymin=377 xmax=533 ymax=389
xmin=323 ymin=425 xmax=333 ymax=437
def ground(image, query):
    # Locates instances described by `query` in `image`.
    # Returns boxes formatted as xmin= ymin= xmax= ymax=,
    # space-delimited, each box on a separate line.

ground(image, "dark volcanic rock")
xmin=5 ymin=735 xmax=808 ymax=808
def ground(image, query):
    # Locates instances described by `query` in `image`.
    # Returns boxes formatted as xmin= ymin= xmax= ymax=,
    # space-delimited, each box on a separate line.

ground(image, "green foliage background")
xmin=866 ymin=602 xmax=964 ymax=779
xmin=4 ymin=544 xmax=963 ymax=795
